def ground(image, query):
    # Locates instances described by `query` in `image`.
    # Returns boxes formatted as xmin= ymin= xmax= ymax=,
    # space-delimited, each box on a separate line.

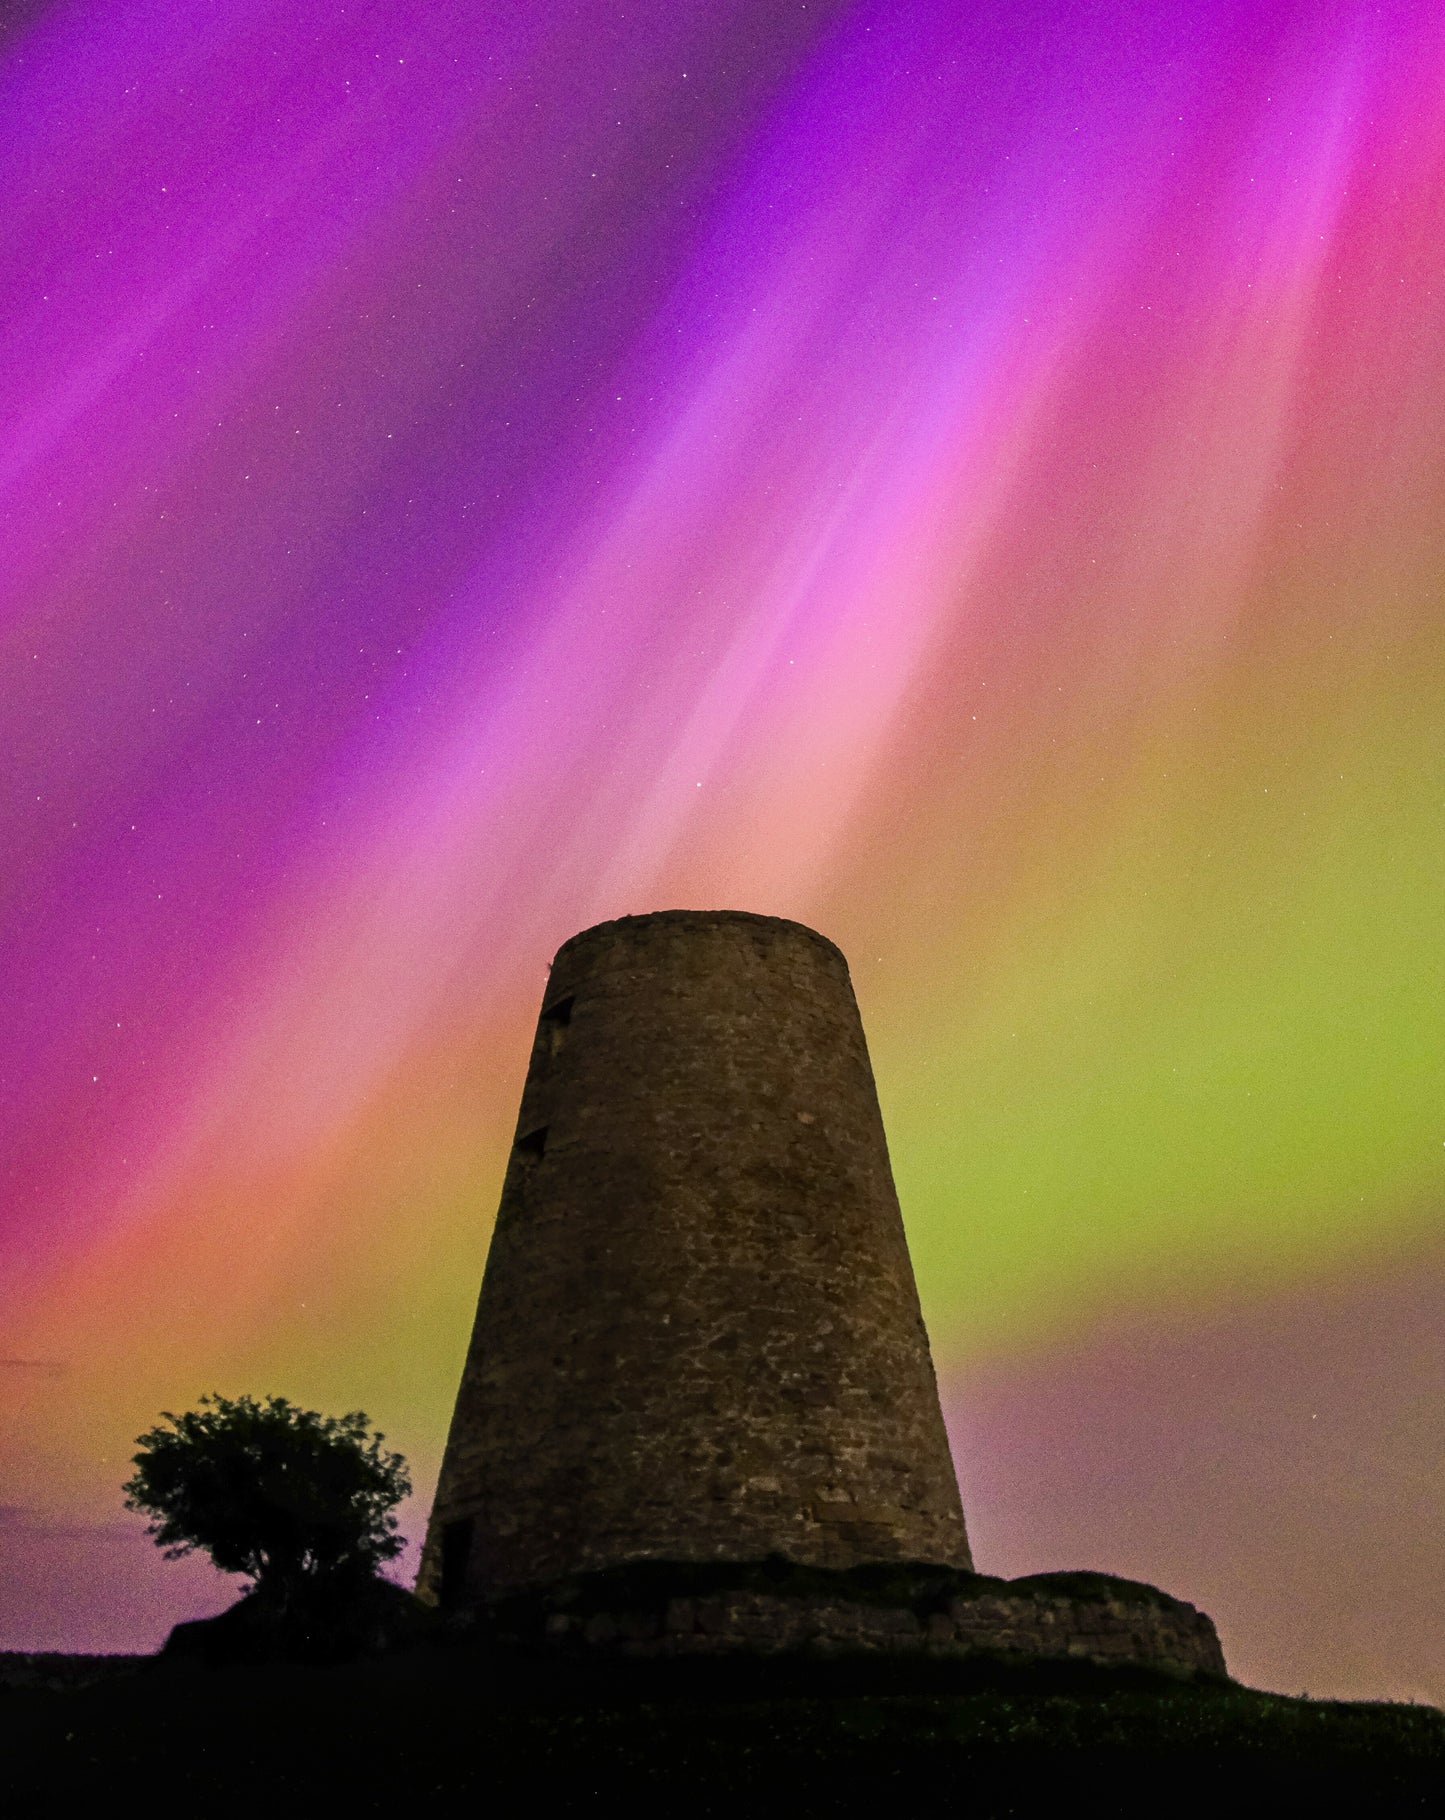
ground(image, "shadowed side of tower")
xmin=418 ymin=910 xmax=970 ymax=1607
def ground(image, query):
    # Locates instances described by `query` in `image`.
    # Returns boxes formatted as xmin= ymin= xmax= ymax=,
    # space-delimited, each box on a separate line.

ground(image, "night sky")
xmin=2 ymin=0 xmax=1441 ymax=1703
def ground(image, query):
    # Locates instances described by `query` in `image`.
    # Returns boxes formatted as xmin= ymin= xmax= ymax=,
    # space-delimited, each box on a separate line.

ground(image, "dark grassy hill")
xmin=1 ymin=1643 xmax=1440 ymax=1817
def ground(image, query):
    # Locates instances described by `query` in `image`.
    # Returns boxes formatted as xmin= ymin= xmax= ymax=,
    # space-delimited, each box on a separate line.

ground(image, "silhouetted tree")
xmin=123 ymin=1393 xmax=411 ymax=1609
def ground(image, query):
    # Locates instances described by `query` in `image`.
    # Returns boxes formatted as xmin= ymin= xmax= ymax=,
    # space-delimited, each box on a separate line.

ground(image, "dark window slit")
xmin=541 ymin=994 xmax=574 ymax=1026
xmin=514 ymin=1125 xmax=548 ymax=1161
xmin=439 ymin=1517 xmax=473 ymax=1608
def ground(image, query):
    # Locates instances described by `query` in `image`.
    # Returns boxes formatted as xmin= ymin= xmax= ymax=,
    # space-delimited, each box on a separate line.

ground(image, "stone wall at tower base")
xmin=465 ymin=1562 xmax=1229 ymax=1684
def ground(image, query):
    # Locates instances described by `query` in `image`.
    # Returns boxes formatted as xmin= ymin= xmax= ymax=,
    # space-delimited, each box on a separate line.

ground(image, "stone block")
xmin=664 ymin=1597 xmax=695 ymax=1635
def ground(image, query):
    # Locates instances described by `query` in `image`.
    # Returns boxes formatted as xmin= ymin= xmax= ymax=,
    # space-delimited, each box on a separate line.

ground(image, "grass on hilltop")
xmin=1 ymin=1636 xmax=1440 ymax=1816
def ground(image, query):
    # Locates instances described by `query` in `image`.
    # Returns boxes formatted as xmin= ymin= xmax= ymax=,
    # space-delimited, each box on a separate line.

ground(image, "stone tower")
xmin=418 ymin=910 xmax=970 ymax=1607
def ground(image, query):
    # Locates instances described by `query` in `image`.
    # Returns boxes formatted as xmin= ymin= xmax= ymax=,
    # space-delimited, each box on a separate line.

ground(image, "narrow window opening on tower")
xmin=541 ymin=994 xmax=574 ymax=1057
xmin=440 ymin=1517 xmax=473 ymax=1608
xmin=515 ymin=1125 xmax=548 ymax=1161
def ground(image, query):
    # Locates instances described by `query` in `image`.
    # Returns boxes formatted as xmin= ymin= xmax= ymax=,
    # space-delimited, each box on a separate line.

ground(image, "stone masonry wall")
xmin=419 ymin=911 xmax=971 ymax=1602
xmin=532 ymin=1585 xmax=1227 ymax=1681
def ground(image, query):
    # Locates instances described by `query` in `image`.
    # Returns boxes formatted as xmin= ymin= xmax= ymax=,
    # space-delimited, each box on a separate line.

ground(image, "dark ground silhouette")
xmin=2 ymin=1635 xmax=1440 ymax=1817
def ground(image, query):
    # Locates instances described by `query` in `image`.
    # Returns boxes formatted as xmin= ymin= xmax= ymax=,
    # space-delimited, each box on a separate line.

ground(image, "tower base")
xmin=450 ymin=1559 xmax=1228 ymax=1684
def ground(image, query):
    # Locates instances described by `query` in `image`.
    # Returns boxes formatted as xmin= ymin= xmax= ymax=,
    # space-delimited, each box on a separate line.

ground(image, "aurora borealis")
xmin=2 ymin=0 xmax=1442 ymax=1702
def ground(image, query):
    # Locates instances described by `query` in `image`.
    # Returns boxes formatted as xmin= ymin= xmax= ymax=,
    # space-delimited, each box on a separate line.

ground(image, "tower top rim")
xmin=551 ymin=908 xmax=848 ymax=971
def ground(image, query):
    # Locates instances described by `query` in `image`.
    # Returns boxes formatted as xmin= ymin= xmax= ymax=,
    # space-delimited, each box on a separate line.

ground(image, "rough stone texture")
xmin=418 ymin=910 xmax=970 ymax=1603
xmin=513 ymin=1582 xmax=1227 ymax=1681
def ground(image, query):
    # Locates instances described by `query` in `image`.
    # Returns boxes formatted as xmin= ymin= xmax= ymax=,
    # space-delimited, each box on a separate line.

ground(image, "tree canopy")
xmin=123 ymin=1393 xmax=411 ymax=1603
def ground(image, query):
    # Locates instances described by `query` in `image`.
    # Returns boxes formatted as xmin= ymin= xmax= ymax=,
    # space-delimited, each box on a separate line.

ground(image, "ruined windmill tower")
xmin=419 ymin=909 xmax=971 ymax=1608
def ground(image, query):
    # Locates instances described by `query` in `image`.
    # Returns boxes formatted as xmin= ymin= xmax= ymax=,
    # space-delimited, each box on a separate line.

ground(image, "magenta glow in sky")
xmin=2 ymin=1 xmax=1442 ymax=1702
